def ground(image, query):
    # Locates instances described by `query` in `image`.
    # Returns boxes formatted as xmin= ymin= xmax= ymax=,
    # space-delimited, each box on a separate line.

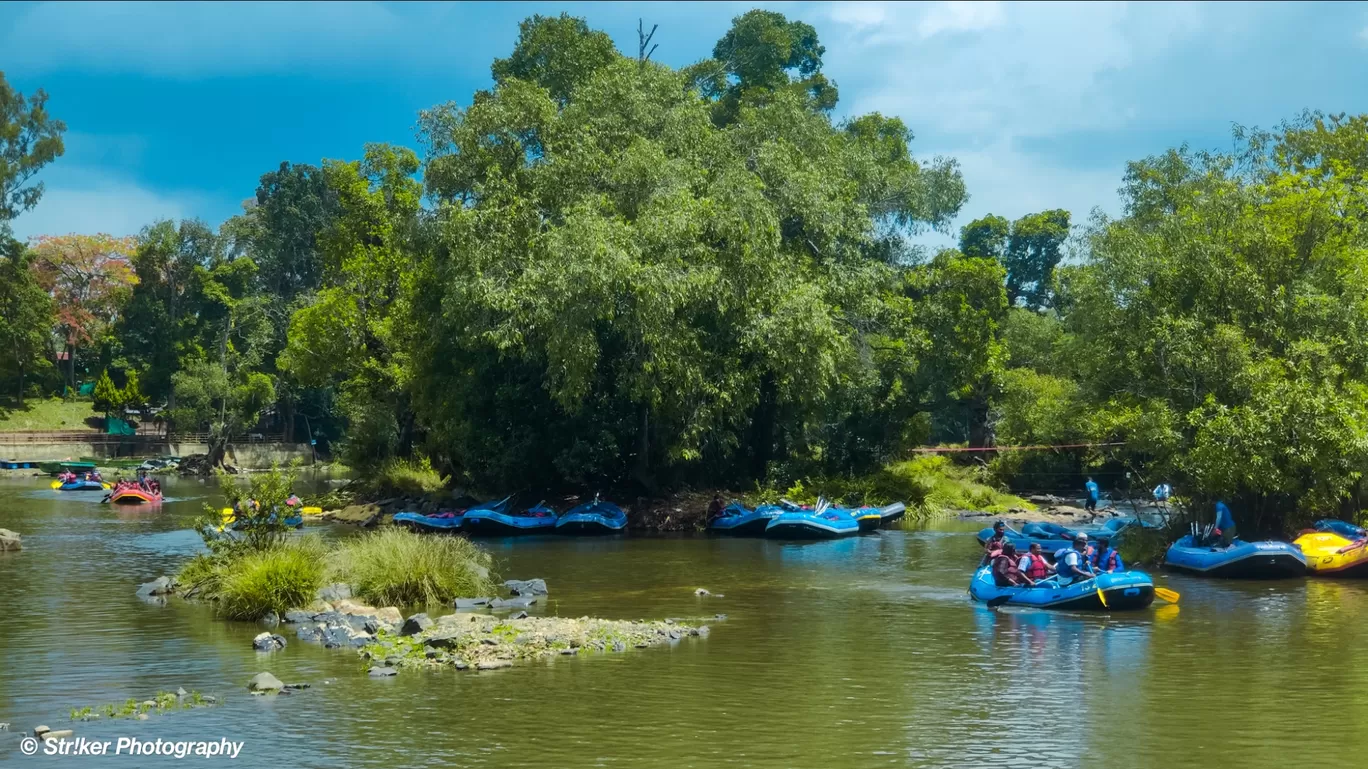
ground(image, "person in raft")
xmin=706 ymin=495 xmax=724 ymax=521
xmin=982 ymin=521 xmax=1009 ymax=564
xmin=1092 ymin=537 xmax=1124 ymax=573
xmin=991 ymin=541 xmax=1029 ymax=587
xmin=1019 ymin=542 xmax=1055 ymax=584
xmin=1212 ymin=500 xmax=1236 ymax=548
xmin=1084 ymin=477 xmax=1101 ymax=513
xmin=1055 ymin=533 xmax=1097 ymax=585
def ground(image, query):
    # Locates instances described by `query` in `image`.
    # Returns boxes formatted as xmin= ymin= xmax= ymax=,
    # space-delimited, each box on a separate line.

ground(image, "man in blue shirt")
xmin=1092 ymin=537 xmax=1124 ymax=573
xmin=1213 ymin=500 xmax=1236 ymax=547
xmin=1056 ymin=533 xmax=1097 ymax=585
xmin=1084 ymin=477 xmax=1100 ymax=513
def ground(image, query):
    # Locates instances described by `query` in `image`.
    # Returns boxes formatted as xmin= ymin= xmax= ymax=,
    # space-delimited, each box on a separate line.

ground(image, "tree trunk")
xmin=634 ymin=403 xmax=653 ymax=491
xmin=748 ymin=371 xmax=777 ymax=481
xmin=967 ymin=394 xmax=993 ymax=449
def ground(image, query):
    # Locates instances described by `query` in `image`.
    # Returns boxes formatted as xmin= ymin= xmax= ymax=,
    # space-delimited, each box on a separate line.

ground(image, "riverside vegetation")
xmin=5 ymin=11 xmax=1368 ymax=534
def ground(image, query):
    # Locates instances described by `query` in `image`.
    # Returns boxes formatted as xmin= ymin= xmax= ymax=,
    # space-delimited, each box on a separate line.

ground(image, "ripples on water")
xmin=3 ymin=476 xmax=1368 ymax=767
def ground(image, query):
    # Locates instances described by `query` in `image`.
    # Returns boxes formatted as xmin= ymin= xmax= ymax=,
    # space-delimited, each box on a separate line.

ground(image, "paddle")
xmin=1154 ymin=587 xmax=1180 ymax=603
xmin=1096 ymin=587 xmax=1108 ymax=608
xmin=986 ymin=595 xmax=1014 ymax=608
xmin=49 ymin=479 xmax=62 ymax=489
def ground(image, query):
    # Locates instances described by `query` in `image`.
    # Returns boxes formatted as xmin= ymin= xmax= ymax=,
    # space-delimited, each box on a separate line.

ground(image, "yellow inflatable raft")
xmin=1294 ymin=531 xmax=1368 ymax=577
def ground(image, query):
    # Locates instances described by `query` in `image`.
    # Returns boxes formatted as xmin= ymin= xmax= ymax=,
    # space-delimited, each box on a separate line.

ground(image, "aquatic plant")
xmin=329 ymin=527 xmax=495 ymax=607
xmin=215 ymin=537 xmax=328 ymax=620
xmin=70 ymin=691 xmax=214 ymax=721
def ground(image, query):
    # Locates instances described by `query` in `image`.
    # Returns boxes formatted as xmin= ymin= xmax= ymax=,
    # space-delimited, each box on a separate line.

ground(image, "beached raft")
xmin=463 ymin=500 xmax=558 ymax=536
xmin=554 ymin=498 xmax=627 ymax=535
xmin=764 ymin=502 xmax=860 ymax=539
xmin=1164 ymin=536 xmax=1307 ymax=578
xmin=709 ymin=502 xmax=784 ymax=536
xmin=392 ymin=511 xmax=465 ymax=534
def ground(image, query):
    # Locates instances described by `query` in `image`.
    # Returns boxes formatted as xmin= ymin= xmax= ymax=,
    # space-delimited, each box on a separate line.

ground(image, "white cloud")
xmin=917 ymin=1 xmax=1004 ymax=39
xmin=8 ymin=173 xmax=204 ymax=241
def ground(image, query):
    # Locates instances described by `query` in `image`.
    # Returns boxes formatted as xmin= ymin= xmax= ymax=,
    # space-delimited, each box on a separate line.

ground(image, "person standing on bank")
xmin=1084 ymin=477 xmax=1100 ymax=513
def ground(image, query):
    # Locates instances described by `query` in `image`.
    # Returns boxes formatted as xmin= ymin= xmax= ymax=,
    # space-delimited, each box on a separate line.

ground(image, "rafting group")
xmin=972 ymin=480 xmax=1368 ymax=612
xmin=217 ymin=494 xmax=317 ymax=532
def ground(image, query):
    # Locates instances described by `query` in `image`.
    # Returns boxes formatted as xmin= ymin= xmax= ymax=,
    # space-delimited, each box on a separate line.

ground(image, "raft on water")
xmin=462 ymin=499 xmax=558 ymax=536
xmin=110 ymin=486 xmax=162 ymax=504
xmin=709 ymin=502 xmax=783 ymax=536
xmin=1164 ymin=536 xmax=1307 ymax=578
xmin=764 ymin=500 xmax=859 ymax=539
xmin=555 ymin=497 xmax=627 ymax=535
xmin=58 ymin=480 xmax=106 ymax=491
xmin=392 ymin=510 xmax=465 ymax=534
xmin=847 ymin=502 xmax=907 ymax=532
xmin=1294 ymin=521 xmax=1368 ymax=577
xmin=969 ymin=566 xmax=1156 ymax=610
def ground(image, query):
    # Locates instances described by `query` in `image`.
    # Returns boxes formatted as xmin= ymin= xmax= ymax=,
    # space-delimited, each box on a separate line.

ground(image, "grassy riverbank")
xmin=0 ymin=397 xmax=97 ymax=431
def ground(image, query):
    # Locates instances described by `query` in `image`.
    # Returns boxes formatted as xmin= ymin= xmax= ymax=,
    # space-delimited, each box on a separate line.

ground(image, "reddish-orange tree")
xmin=29 ymin=233 xmax=137 ymax=389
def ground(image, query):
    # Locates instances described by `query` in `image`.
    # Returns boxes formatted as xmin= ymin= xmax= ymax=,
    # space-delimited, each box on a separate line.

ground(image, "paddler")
xmin=1056 ymin=532 xmax=1097 ymax=585
xmin=982 ymin=521 xmax=1009 ymax=564
xmin=1092 ymin=537 xmax=1124 ymax=573
xmin=1019 ymin=542 xmax=1055 ymax=585
xmin=991 ymin=541 xmax=1028 ymax=587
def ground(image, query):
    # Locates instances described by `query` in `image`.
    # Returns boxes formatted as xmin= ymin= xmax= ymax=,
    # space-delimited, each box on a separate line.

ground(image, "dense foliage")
xmin=4 ymin=21 xmax=1368 ymax=531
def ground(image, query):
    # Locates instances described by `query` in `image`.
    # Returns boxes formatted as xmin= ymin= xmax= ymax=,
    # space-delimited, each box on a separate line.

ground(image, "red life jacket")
xmin=1023 ymin=553 xmax=1051 ymax=580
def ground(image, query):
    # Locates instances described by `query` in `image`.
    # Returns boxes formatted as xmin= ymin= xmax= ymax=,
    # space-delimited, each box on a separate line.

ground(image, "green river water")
xmin=2 ymin=473 xmax=1366 ymax=768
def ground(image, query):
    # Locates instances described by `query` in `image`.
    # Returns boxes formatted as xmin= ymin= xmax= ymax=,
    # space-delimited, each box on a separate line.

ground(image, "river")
xmin=1 ymin=473 xmax=1365 ymax=768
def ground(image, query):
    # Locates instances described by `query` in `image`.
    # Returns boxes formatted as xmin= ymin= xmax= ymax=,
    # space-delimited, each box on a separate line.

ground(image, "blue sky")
xmin=4 ymin=1 xmax=1367 ymax=247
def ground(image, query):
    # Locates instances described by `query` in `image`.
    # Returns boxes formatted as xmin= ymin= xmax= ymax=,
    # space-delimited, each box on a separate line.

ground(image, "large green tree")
xmin=0 ymin=72 xmax=65 ymax=232
xmin=0 ymin=240 xmax=53 ymax=399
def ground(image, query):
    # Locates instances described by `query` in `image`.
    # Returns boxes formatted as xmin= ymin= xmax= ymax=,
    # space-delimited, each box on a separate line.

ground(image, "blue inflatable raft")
xmin=1164 ymin=535 xmax=1307 ymax=578
xmin=847 ymin=502 xmax=908 ymax=532
xmin=392 ymin=510 xmax=465 ymax=534
xmin=765 ymin=501 xmax=860 ymax=539
xmin=58 ymin=480 xmax=106 ymax=491
xmin=709 ymin=502 xmax=783 ymax=536
xmin=463 ymin=499 xmax=558 ymax=536
xmin=1313 ymin=519 xmax=1367 ymax=540
xmin=969 ymin=566 xmax=1156 ymax=610
xmin=555 ymin=498 xmax=627 ymax=535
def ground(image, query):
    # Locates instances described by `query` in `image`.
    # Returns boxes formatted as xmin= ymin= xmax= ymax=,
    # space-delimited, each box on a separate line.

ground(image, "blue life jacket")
xmin=1055 ymin=548 xmax=1087 ymax=578
xmin=1093 ymin=547 xmax=1123 ymax=572
xmin=1085 ymin=480 xmax=1100 ymax=501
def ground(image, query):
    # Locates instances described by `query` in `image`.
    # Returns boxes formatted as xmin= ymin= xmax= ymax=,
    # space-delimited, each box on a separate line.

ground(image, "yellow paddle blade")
xmin=301 ymin=506 xmax=322 ymax=515
xmin=102 ymin=483 xmax=111 ymax=490
xmin=1097 ymin=588 xmax=1108 ymax=608
xmin=1154 ymin=604 xmax=1180 ymax=621
xmin=50 ymin=480 xmax=62 ymax=489
xmin=1154 ymin=587 xmax=1180 ymax=604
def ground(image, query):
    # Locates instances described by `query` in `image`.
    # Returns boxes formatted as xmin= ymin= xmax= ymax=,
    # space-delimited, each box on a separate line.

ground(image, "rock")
xmin=367 ymin=666 xmax=398 ymax=678
xmin=135 ymin=576 xmax=177 ymax=598
xmin=202 ymin=695 xmax=217 ymax=703
xmin=476 ymin=660 xmax=512 ymax=670
xmin=252 ymin=632 xmax=287 ymax=652
xmin=696 ymin=625 xmax=711 ymax=637
xmin=668 ymin=629 xmax=681 ymax=640
xmin=46 ymin=729 xmax=74 ymax=739
xmin=0 ymin=528 xmax=21 ymax=551
xmin=322 ymin=627 xmax=370 ymax=649
xmin=375 ymin=607 xmax=402 ymax=626
xmin=247 ymin=672 xmax=284 ymax=693
xmin=283 ymin=683 xmax=310 ymax=691
xmin=694 ymin=588 xmax=711 ymax=596
xmin=295 ymin=623 xmax=324 ymax=642
xmin=316 ymin=583 xmax=353 ymax=603
xmin=175 ymin=688 xmax=189 ymax=698
xmin=0 ymin=723 xmax=7 ymax=731
xmin=261 ymin=611 xmax=279 ymax=626
xmin=713 ymin=614 xmax=728 ymax=621
xmin=454 ymin=597 xmax=492 ymax=610
xmin=136 ymin=714 xmax=149 ymax=721
xmin=283 ymin=610 xmax=313 ymax=624
xmin=452 ymin=660 xmax=469 ymax=670
xmin=328 ymin=504 xmax=383 ymax=526
xmin=424 ymin=630 xmax=462 ymax=649
xmin=634 ymin=642 xmax=649 ymax=648
xmin=504 ymin=578 xmax=549 ymax=596
xmin=611 ymin=641 xmax=627 ymax=653
xmin=490 ymin=596 xmax=536 ymax=609
xmin=400 ymin=613 xmax=433 ymax=636
xmin=480 ymin=637 xmax=500 ymax=646
xmin=559 ymin=648 xmax=578 ymax=655
xmin=509 ymin=611 xmax=528 ymax=620
xmin=33 ymin=725 xmax=50 ymax=738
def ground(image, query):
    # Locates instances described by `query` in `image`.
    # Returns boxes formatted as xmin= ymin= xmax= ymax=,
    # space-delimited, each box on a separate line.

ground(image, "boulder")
xmin=367 ymin=666 xmax=398 ymax=678
xmin=509 ymin=611 xmax=529 ymax=620
xmin=423 ymin=630 xmax=462 ymax=649
xmin=283 ymin=610 xmax=313 ymax=624
xmin=611 ymin=641 xmax=627 ymax=653
xmin=490 ymin=596 xmax=536 ymax=610
xmin=476 ymin=660 xmax=513 ymax=670
xmin=316 ymin=583 xmax=353 ymax=603
xmin=321 ymin=626 xmax=369 ymax=649
xmin=328 ymin=504 xmax=383 ymax=527
xmin=46 ymin=728 xmax=74 ymax=740
xmin=504 ymin=578 xmax=549 ymax=596
xmin=295 ymin=623 xmax=324 ymax=642
xmin=0 ymin=528 xmax=21 ymax=552
xmin=135 ymin=576 xmax=177 ymax=598
xmin=375 ymin=607 xmax=403 ymax=626
xmin=454 ymin=597 xmax=492 ymax=610
xmin=400 ymin=613 xmax=433 ymax=636
xmin=33 ymin=725 xmax=50 ymax=738
xmin=261 ymin=611 xmax=279 ymax=626
xmin=252 ymin=632 xmax=287 ymax=652
xmin=694 ymin=588 xmax=711 ymax=596
xmin=247 ymin=672 xmax=284 ymax=693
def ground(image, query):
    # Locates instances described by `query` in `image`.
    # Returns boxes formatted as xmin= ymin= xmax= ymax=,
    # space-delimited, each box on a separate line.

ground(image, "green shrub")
xmin=215 ymin=537 xmax=328 ymax=619
xmin=369 ymin=456 xmax=448 ymax=496
xmin=176 ymin=553 xmax=222 ymax=596
xmin=330 ymin=528 xmax=495 ymax=607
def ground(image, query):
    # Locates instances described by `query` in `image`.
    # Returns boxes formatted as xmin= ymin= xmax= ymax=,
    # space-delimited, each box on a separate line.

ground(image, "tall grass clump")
xmin=215 ymin=537 xmax=329 ymax=620
xmin=330 ymin=528 xmax=495 ymax=607
xmin=369 ymin=456 xmax=448 ymax=497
